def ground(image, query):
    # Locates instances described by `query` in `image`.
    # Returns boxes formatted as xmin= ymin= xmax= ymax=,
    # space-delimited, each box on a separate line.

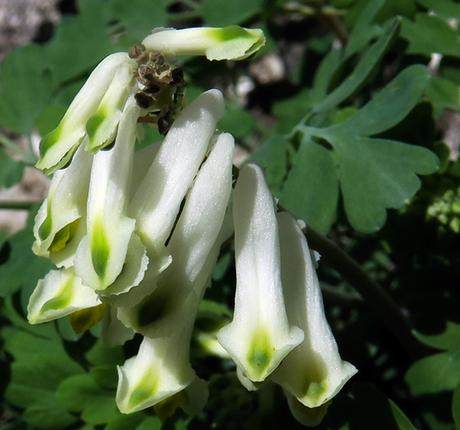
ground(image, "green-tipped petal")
xmin=142 ymin=26 xmax=265 ymax=61
xmin=27 ymin=268 xmax=100 ymax=324
xmin=217 ymin=164 xmax=304 ymax=383
xmin=75 ymin=98 xmax=148 ymax=293
xmin=86 ymin=61 xmax=135 ymax=152
xmin=284 ymin=391 xmax=330 ymax=427
xmin=272 ymin=212 xmax=357 ymax=408
xmin=36 ymin=52 xmax=132 ymax=174
xmin=32 ymin=145 xmax=92 ymax=267
xmin=116 ymin=334 xmax=195 ymax=414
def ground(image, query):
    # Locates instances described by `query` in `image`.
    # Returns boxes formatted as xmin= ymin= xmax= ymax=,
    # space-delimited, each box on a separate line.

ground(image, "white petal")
xmin=130 ymin=89 xmax=225 ymax=256
xmin=86 ymin=61 xmax=136 ymax=152
xmin=27 ymin=268 xmax=100 ymax=324
xmin=116 ymin=331 xmax=195 ymax=414
xmin=217 ymin=164 xmax=303 ymax=382
xmin=118 ymin=132 xmax=233 ymax=334
xmin=32 ymin=144 xmax=92 ymax=267
xmin=272 ymin=212 xmax=357 ymax=408
xmin=142 ymin=26 xmax=265 ymax=61
xmin=75 ymin=98 xmax=148 ymax=293
xmin=101 ymin=306 xmax=135 ymax=347
xmin=36 ymin=52 xmax=132 ymax=174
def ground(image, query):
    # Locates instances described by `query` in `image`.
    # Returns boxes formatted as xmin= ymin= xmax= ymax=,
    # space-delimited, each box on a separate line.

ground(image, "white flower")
xmin=217 ymin=164 xmax=304 ymax=383
xmin=27 ymin=268 xmax=101 ymax=324
xmin=74 ymin=97 xmax=148 ymax=295
xmin=36 ymin=52 xmax=134 ymax=174
xmin=142 ymin=26 xmax=265 ymax=61
xmin=32 ymin=144 xmax=92 ymax=268
xmin=129 ymin=89 xmax=225 ymax=273
xmin=271 ymin=212 xmax=357 ymax=409
xmin=116 ymin=133 xmax=234 ymax=413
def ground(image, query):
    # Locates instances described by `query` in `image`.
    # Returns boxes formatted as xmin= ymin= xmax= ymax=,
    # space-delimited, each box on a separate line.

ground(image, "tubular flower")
xmin=129 ymin=89 xmax=224 ymax=268
xmin=74 ymin=97 xmax=148 ymax=294
xmin=32 ymin=145 xmax=92 ymax=268
xmin=142 ymin=26 xmax=265 ymax=61
xmin=272 ymin=212 xmax=357 ymax=409
xmin=36 ymin=52 xmax=134 ymax=174
xmin=116 ymin=133 xmax=234 ymax=412
xmin=217 ymin=164 xmax=304 ymax=383
xmin=26 ymin=24 xmax=356 ymax=425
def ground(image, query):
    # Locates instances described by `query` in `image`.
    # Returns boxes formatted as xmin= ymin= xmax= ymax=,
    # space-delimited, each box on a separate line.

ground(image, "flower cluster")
xmin=27 ymin=25 xmax=356 ymax=426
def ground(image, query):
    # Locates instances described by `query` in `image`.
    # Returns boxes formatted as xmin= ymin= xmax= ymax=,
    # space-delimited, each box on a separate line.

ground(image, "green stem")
xmin=306 ymin=225 xmax=429 ymax=359
xmin=0 ymin=200 xmax=38 ymax=210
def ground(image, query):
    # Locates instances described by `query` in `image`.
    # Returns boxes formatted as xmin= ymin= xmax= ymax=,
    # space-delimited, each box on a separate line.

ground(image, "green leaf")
xmin=332 ymin=136 xmax=438 ymax=232
xmin=312 ymin=65 xmax=439 ymax=232
xmin=414 ymin=322 xmax=460 ymax=351
xmin=200 ymin=0 xmax=263 ymax=26
xmin=105 ymin=414 xmax=145 ymax=430
xmin=0 ymin=44 xmax=52 ymax=133
xmin=401 ymin=14 xmax=460 ymax=58
xmin=6 ymin=352 xmax=82 ymax=408
xmin=405 ymin=350 xmax=460 ymax=396
xmin=45 ymin=0 xmax=115 ymax=84
xmin=345 ymin=0 xmax=385 ymax=57
xmin=219 ymin=104 xmax=255 ymax=138
xmin=0 ymin=209 xmax=53 ymax=298
xmin=3 ymin=326 xmax=67 ymax=361
xmin=454 ymin=382 xmax=460 ymax=430
xmin=86 ymin=341 xmax=124 ymax=366
xmin=273 ymin=89 xmax=313 ymax=133
xmin=135 ymin=417 xmax=162 ymax=430
xmin=280 ymin=137 xmax=339 ymax=234
xmin=332 ymin=65 xmax=431 ymax=135
xmin=314 ymin=18 xmax=399 ymax=114
xmin=109 ymin=0 xmax=170 ymax=45
xmin=57 ymin=374 xmax=119 ymax=425
xmin=251 ymin=135 xmax=288 ymax=190
xmin=426 ymin=76 xmax=460 ymax=116
xmin=23 ymin=397 xmax=77 ymax=430
xmin=417 ymin=0 xmax=460 ymax=19
xmin=0 ymin=150 xmax=24 ymax=188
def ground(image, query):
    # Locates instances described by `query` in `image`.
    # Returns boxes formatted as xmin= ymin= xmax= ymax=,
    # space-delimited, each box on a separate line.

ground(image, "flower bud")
xmin=142 ymin=26 xmax=265 ymax=61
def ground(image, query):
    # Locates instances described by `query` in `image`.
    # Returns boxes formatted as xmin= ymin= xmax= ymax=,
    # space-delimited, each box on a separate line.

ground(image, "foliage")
xmin=0 ymin=0 xmax=459 ymax=429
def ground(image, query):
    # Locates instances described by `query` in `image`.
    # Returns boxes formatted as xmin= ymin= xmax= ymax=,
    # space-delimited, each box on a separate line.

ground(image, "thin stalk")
xmin=306 ymin=225 xmax=429 ymax=359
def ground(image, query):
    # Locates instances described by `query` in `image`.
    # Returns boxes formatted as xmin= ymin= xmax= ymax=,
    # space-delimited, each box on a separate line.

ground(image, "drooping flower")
xmin=217 ymin=164 xmax=304 ymax=383
xmin=36 ymin=52 xmax=134 ymax=174
xmin=142 ymin=26 xmax=265 ymax=61
xmin=116 ymin=133 xmax=234 ymax=413
xmin=272 ymin=212 xmax=357 ymax=409
xmin=74 ymin=97 xmax=148 ymax=295
xmin=128 ymin=89 xmax=225 ymax=274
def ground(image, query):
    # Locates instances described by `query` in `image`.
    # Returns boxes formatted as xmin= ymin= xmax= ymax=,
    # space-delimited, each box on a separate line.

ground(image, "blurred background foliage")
xmin=0 ymin=0 xmax=459 ymax=429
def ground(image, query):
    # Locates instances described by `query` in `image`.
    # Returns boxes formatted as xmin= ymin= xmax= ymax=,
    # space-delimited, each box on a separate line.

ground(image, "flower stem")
xmin=305 ymin=225 xmax=429 ymax=359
